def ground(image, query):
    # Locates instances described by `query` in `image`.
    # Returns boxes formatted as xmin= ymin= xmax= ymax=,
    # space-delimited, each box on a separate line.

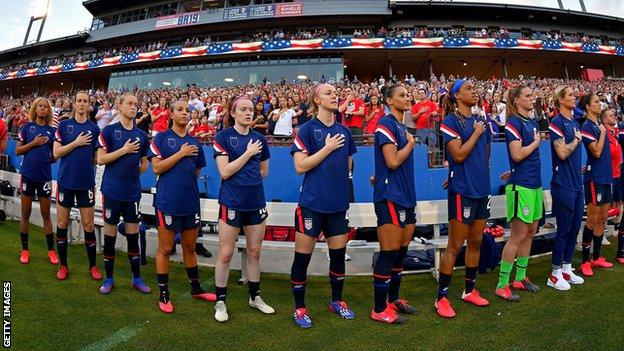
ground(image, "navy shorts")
xmin=584 ymin=181 xmax=613 ymax=205
xmin=612 ymin=177 xmax=622 ymax=203
xmin=57 ymin=185 xmax=95 ymax=208
xmin=102 ymin=195 xmax=141 ymax=225
xmin=218 ymin=204 xmax=268 ymax=228
xmin=374 ymin=200 xmax=416 ymax=228
xmin=294 ymin=206 xmax=349 ymax=238
xmin=448 ymin=191 xmax=490 ymax=224
xmin=20 ymin=176 xmax=51 ymax=198
xmin=157 ymin=209 xmax=201 ymax=232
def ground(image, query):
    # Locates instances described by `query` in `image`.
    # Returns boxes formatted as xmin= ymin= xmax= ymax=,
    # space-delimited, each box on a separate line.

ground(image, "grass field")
xmin=1 ymin=220 xmax=623 ymax=351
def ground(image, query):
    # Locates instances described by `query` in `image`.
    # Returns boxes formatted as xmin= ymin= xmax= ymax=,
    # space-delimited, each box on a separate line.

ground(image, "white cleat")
xmin=249 ymin=296 xmax=276 ymax=314
xmin=602 ymin=236 xmax=611 ymax=246
xmin=214 ymin=301 xmax=229 ymax=322
xmin=562 ymin=267 xmax=585 ymax=285
xmin=546 ymin=273 xmax=571 ymax=291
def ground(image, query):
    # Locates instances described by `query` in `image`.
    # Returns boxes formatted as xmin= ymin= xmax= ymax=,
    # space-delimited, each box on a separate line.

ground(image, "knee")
xmin=466 ymin=238 xmax=482 ymax=250
xmin=57 ymin=218 xmax=69 ymax=229
xmin=21 ymin=207 xmax=31 ymax=217
xmin=247 ymin=246 xmax=261 ymax=261
xmin=444 ymin=244 xmax=461 ymax=258
xmin=219 ymin=250 xmax=234 ymax=264
xmin=181 ymin=242 xmax=195 ymax=255
xmin=82 ymin=222 xmax=94 ymax=232
xmin=41 ymin=212 xmax=51 ymax=221
xmin=157 ymin=245 xmax=171 ymax=257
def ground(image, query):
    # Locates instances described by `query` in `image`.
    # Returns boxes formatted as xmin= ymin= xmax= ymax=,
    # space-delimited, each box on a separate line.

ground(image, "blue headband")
xmin=450 ymin=79 xmax=466 ymax=103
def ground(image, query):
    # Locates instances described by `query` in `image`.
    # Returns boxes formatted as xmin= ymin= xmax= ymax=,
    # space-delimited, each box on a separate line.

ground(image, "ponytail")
xmin=506 ymin=85 xmax=528 ymax=118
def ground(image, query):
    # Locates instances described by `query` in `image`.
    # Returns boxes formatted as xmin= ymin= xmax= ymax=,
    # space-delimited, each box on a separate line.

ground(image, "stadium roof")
xmin=82 ymin=0 xmax=162 ymax=15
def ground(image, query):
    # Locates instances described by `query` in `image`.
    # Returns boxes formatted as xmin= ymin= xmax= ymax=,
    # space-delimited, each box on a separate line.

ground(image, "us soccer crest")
xmin=114 ymin=130 xmax=122 ymax=140
xmin=167 ymin=138 xmax=176 ymax=148
xmin=165 ymin=215 xmax=173 ymax=225
xmin=58 ymin=192 xmax=64 ymax=202
xmin=67 ymin=125 xmax=74 ymax=134
xmin=229 ymin=136 xmax=239 ymax=148
xmin=29 ymin=126 xmax=35 ymax=134
xmin=597 ymin=193 xmax=602 ymax=203
xmin=314 ymin=129 xmax=323 ymax=141
xmin=399 ymin=210 xmax=406 ymax=223
xmin=304 ymin=218 xmax=313 ymax=230
xmin=522 ymin=206 xmax=530 ymax=216
xmin=22 ymin=183 xmax=27 ymax=192
xmin=228 ymin=209 xmax=236 ymax=220
xmin=105 ymin=209 xmax=111 ymax=219
xmin=463 ymin=206 xmax=471 ymax=219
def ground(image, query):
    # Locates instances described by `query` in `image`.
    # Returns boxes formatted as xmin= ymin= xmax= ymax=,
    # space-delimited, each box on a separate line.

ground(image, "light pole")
xmin=23 ymin=0 xmax=50 ymax=45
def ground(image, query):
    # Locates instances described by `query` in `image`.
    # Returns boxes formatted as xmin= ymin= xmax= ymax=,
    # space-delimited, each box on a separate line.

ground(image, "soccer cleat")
xmin=249 ymin=296 xmax=275 ymax=314
xmin=100 ymin=278 xmax=115 ymax=295
xmin=512 ymin=277 xmax=540 ymax=292
xmin=214 ymin=301 xmax=229 ymax=322
xmin=495 ymin=286 xmax=521 ymax=302
xmin=328 ymin=301 xmax=355 ymax=320
xmin=461 ymin=290 xmax=490 ymax=306
xmin=591 ymin=257 xmax=614 ymax=269
xmin=602 ymin=236 xmax=611 ymax=245
xmin=580 ymin=262 xmax=594 ymax=276
xmin=562 ymin=270 xmax=584 ymax=285
xmin=132 ymin=278 xmax=151 ymax=294
xmin=158 ymin=296 xmax=174 ymax=314
xmin=47 ymin=250 xmax=59 ymax=265
xmin=19 ymin=250 xmax=29 ymax=264
xmin=546 ymin=274 xmax=571 ymax=291
xmin=56 ymin=266 xmax=69 ymax=281
xmin=90 ymin=266 xmax=102 ymax=281
xmin=435 ymin=297 xmax=456 ymax=318
xmin=388 ymin=299 xmax=419 ymax=315
xmin=370 ymin=306 xmax=407 ymax=324
xmin=191 ymin=290 xmax=217 ymax=302
xmin=293 ymin=308 xmax=312 ymax=329
xmin=616 ymin=257 xmax=624 ymax=264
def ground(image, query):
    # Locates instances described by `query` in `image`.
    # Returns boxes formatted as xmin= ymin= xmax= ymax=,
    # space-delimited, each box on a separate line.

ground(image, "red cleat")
xmin=56 ymin=266 xmax=68 ymax=280
xmin=461 ymin=290 xmax=490 ymax=306
xmin=90 ymin=266 xmax=102 ymax=280
xmin=159 ymin=300 xmax=174 ymax=314
xmin=591 ymin=257 xmax=614 ymax=269
xmin=616 ymin=257 xmax=624 ymax=264
xmin=48 ymin=250 xmax=59 ymax=265
xmin=495 ymin=286 xmax=521 ymax=302
xmin=19 ymin=250 xmax=29 ymax=264
xmin=580 ymin=262 xmax=594 ymax=276
xmin=192 ymin=291 xmax=217 ymax=302
xmin=370 ymin=306 xmax=406 ymax=324
xmin=435 ymin=297 xmax=456 ymax=318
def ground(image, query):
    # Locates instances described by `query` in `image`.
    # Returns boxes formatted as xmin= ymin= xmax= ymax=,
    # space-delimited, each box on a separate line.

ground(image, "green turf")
xmin=2 ymin=220 xmax=623 ymax=351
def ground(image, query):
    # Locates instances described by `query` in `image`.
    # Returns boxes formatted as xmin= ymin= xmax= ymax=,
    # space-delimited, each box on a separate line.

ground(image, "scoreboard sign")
xmin=223 ymin=2 xmax=304 ymax=20
xmin=155 ymin=12 xmax=201 ymax=30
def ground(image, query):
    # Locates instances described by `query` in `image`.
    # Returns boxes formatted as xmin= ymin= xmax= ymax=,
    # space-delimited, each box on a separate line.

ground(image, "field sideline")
xmin=1 ymin=220 xmax=623 ymax=351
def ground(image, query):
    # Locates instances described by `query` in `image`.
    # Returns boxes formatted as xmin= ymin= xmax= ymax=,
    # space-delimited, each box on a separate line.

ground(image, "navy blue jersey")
xmin=97 ymin=122 xmax=149 ymax=202
xmin=213 ymin=127 xmax=270 ymax=211
xmin=373 ymin=114 xmax=416 ymax=207
xmin=18 ymin=122 xmax=55 ymax=182
xmin=54 ymin=118 xmax=99 ymax=190
xmin=148 ymin=129 xmax=206 ymax=215
xmin=581 ymin=119 xmax=612 ymax=185
xmin=440 ymin=113 xmax=492 ymax=198
xmin=549 ymin=114 xmax=582 ymax=191
xmin=504 ymin=115 xmax=542 ymax=189
xmin=291 ymin=118 xmax=357 ymax=213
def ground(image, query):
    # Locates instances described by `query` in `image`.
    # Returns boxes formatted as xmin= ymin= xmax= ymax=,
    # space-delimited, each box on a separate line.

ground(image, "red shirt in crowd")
xmin=0 ymin=118 xmax=7 ymax=153
xmin=152 ymin=107 xmax=170 ymax=133
xmin=342 ymin=98 xmax=365 ymax=129
xmin=364 ymin=105 xmax=384 ymax=134
xmin=411 ymin=100 xmax=438 ymax=129
xmin=608 ymin=128 xmax=622 ymax=179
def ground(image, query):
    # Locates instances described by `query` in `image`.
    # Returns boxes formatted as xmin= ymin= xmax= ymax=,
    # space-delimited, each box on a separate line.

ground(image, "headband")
xmin=450 ymin=79 xmax=466 ymax=103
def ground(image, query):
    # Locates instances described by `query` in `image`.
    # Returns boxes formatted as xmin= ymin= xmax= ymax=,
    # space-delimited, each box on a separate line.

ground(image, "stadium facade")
xmin=1 ymin=0 xmax=624 ymax=96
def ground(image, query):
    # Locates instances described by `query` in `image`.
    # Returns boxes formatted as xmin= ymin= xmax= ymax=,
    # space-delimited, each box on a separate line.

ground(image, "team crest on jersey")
xmin=314 ymin=129 xmax=323 ymax=141
xmin=114 ymin=130 xmax=122 ymax=140
xmin=58 ymin=192 xmax=64 ymax=202
xmin=522 ymin=206 xmax=530 ymax=216
xmin=67 ymin=125 xmax=74 ymax=134
xmin=105 ymin=209 xmax=111 ymax=219
xmin=597 ymin=193 xmax=602 ymax=203
xmin=165 ymin=215 xmax=172 ymax=225
xmin=229 ymin=136 xmax=239 ymax=148
xmin=167 ymin=138 xmax=176 ymax=148
xmin=304 ymin=218 xmax=313 ymax=230
xmin=228 ymin=209 xmax=236 ymax=220
xmin=463 ymin=206 xmax=471 ymax=219
xmin=22 ymin=183 xmax=27 ymax=191
xmin=29 ymin=126 xmax=36 ymax=134
xmin=399 ymin=210 xmax=406 ymax=223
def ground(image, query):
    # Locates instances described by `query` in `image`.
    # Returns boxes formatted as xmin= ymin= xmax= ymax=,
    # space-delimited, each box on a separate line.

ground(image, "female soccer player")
xmin=15 ymin=97 xmax=58 ymax=265
xmin=547 ymin=85 xmax=585 ymax=290
xmin=495 ymin=85 xmax=542 ymax=302
xmin=436 ymin=80 xmax=491 ymax=318
xmin=370 ymin=85 xmax=418 ymax=325
xmin=212 ymin=97 xmax=274 ymax=322
xmin=578 ymin=93 xmax=614 ymax=276
xmin=148 ymin=100 xmax=216 ymax=313
xmin=53 ymin=91 xmax=101 ymax=281
xmin=289 ymin=83 xmax=357 ymax=328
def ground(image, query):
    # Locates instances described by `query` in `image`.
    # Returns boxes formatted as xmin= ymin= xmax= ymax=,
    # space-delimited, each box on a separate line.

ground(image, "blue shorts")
xmin=448 ymin=191 xmax=490 ymax=224
xmin=20 ymin=176 xmax=51 ymax=198
xmin=294 ymin=206 xmax=349 ymax=238
xmin=102 ymin=195 xmax=141 ymax=225
xmin=218 ymin=204 xmax=268 ymax=228
xmin=612 ymin=177 xmax=622 ymax=202
xmin=157 ymin=209 xmax=201 ymax=232
xmin=374 ymin=200 xmax=416 ymax=228
xmin=584 ymin=181 xmax=613 ymax=205
xmin=57 ymin=185 xmax=95 ymax=208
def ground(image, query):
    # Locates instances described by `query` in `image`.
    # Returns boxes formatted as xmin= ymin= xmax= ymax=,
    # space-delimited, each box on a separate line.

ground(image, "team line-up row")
xmin=9 ymin=80 xmax=624 ymax=326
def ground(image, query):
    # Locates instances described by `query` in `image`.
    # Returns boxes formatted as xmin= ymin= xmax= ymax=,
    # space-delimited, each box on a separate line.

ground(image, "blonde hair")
xmin=28 ymin=97 xmax=54 ymax=125
xmin=553 ymin=85 xmax=570 ymax=110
